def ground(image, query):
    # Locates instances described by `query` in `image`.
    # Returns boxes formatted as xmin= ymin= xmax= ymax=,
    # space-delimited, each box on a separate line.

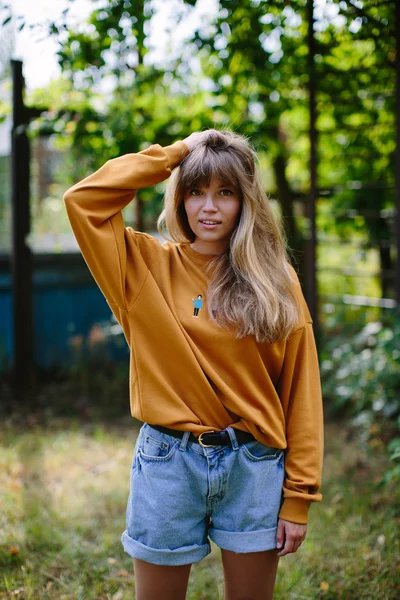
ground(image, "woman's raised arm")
xmin=63 ymin=141 xmax=190 ymax=312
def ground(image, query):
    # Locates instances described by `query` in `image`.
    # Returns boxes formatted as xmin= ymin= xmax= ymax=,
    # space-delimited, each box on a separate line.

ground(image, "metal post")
xmin=396 ymin=1 xmax=400 ymax=305
xmin=307 ymin=0 xmax=319 ymax=331
xmin=11 ymin=60 xmax=35 ymax=393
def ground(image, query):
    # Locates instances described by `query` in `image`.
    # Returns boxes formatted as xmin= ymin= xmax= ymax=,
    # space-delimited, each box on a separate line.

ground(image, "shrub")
xmin=320 ymin=305 xmax=400 ymax=483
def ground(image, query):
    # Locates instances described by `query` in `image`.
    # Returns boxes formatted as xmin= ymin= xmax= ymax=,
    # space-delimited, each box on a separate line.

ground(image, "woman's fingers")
xmin=182 ymin=129 xmax=219 ymax=151
xmin=276 ymin=518 xmax=285 ymax=550
xmin=277 ymin=532 xmax=298 ymax=556
xmin=276 ymin=518 xmax=307 ymax=557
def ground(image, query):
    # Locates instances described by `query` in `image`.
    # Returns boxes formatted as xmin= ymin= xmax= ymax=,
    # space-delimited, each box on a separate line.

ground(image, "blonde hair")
xmin=157 ymin=129 xmax=300 ymax=343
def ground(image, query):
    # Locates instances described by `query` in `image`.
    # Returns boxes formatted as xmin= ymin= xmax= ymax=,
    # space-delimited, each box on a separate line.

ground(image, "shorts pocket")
xmin=242 ymin=440 xmax=283 ymax=462
xmin=131 ymin=429 xmax=144 ymax=471
xmin=131 ymin=443 xmax=139 ymax=471
xmin=138 ymin=429 xmax=179 ymax=462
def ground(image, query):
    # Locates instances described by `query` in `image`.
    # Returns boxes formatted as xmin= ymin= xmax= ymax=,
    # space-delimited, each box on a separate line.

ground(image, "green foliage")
xmin=320 ymin=306 xmax=400 ymax=482
xmin=180 ymin=0 xmax=397 ymax=291
xmin=57 ymin=0 xmax=151 ymax=81
xmin=321 ymin=309 xmax=400 ymax=418
xmin=24 ymin=0 xmax=397 ymax=250
xmin=28 ymin=1 xmax=228 ymax=225
xmin=384 ymin=437 xmax=400 ymax=484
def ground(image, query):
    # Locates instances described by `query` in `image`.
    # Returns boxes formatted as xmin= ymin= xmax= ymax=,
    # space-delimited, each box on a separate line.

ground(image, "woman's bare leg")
xmin=133 ymin=558 xmax=192 ymax=600
xmin=221 ymin=548 xmax=280 ymax=600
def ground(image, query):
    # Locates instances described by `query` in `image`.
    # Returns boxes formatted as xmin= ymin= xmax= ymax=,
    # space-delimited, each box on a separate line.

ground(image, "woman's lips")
xmin=199 ymin=220 xmax=221 ymax=229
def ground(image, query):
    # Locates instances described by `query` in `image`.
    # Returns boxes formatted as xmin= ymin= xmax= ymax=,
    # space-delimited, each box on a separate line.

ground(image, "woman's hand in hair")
xmin=275 ymin=518 xmax=307 ymax=557
xmin=183 ymin=129 xmax=219 ymax=151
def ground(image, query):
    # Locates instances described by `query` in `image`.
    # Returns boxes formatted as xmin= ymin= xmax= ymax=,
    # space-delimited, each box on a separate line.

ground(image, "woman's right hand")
xmin=183 ymin=129 xmax=219 ymax=151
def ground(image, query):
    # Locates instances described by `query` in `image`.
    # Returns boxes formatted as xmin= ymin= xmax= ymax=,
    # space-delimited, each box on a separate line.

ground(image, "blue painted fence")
xmin=0 ymin=253 xmax=129 ymax=373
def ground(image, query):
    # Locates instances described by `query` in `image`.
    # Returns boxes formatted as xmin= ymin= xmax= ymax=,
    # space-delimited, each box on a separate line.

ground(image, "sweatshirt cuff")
xmin=164 ymin=141 xmax=190 ymax=171
xmin=278 ymin=498 xmax=312 ymax=525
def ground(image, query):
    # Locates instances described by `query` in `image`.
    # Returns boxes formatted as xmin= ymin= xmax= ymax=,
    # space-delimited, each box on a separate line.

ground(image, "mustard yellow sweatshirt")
xmin=64 ymin=140 xmax=324 ymax=525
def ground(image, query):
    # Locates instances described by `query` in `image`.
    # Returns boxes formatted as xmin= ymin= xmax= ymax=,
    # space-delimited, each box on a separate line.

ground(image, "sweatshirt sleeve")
xmin=277 ymin=321 xmax=324 ymax=525
xmin=63 ymin=140 xmax=190 ymax=312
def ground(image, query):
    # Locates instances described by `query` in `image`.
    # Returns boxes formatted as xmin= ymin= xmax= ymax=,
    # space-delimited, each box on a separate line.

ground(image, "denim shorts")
xmin=121 ymin=423 xmax=285 ymax=566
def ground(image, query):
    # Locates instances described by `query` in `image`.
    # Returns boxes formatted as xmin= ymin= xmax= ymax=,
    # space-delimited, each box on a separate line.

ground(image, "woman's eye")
xmin=187 ymin=188 xmax=235 ymax=196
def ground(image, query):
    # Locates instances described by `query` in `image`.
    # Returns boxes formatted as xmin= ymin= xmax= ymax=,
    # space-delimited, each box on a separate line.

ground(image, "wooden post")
xmin=307 ymin=0 xmax=319 ymax=331
xmin=10 ymin=60 xmax=42 ymax=394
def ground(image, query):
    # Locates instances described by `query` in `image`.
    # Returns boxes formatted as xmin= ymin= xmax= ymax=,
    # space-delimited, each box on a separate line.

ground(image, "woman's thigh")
xmin=133 ymin=558 xmax=192 ymax=600
xmin=221 ymin=548 xmax=280 ymax=600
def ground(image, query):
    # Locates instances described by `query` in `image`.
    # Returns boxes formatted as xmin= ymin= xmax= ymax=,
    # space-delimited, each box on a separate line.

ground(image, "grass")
xmin=0 ymin=405 xmax=399 ymax=599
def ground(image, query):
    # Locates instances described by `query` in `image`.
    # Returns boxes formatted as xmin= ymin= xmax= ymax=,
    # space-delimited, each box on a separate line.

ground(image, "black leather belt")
xmin=150 ymin=424 xmax=256 ymax=448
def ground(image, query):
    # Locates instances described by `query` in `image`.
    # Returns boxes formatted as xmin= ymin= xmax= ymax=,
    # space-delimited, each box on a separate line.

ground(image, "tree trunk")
xmin=379 ymin=243 xmax=395 ymax=299
xmin=273 ymin=152 xmax=297 ymax=243
xmin=272 ymin=148 xmax=307 ymax=285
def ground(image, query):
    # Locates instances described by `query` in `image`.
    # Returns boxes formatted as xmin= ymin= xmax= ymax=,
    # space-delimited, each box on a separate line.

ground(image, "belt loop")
xmin=179 ymin=431 xmax=190 ymax=451
xmin=226 ymin=426 xmax=239 ymax=451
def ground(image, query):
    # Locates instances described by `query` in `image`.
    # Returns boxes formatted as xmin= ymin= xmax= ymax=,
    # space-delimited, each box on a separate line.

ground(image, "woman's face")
xmin=183 ymin=177 xmax=242 ymax=255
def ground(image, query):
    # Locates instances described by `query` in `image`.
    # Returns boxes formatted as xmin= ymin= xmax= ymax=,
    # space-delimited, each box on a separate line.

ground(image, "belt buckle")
xmin=198 ymin=430 xmax=217 ymax=448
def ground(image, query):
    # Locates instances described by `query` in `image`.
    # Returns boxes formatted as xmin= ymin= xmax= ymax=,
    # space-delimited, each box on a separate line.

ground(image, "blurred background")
xmin=0 ymin=1 xmax=399 ymax=598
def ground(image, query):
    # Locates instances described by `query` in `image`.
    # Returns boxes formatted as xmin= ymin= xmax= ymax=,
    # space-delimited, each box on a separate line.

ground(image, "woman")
xmin=64 ymin=129 xmax=324 ymax=600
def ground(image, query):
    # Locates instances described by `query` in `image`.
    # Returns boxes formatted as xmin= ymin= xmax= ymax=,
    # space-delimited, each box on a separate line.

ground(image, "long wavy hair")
xmin=157 ymin=129 xmax=300 ymax=343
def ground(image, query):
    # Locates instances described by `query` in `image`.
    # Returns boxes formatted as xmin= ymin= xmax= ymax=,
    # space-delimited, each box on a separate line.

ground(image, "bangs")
xmin=179 ymin=149 xmax=242 ymax=192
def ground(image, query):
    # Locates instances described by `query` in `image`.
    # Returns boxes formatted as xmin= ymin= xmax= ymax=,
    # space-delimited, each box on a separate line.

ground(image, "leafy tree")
xmin=185 ymin=0 xmax=397 ymax=297
xmin=3 ymin=0 xmax=398 ymax=296
xmin=316 ymin=0 xmax=396 ymax=298
xmin=30 ymin=0 xmax=219 ymax=229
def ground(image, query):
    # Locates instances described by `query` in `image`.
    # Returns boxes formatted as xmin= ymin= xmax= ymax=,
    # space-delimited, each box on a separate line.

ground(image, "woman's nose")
xmin=202 ymin=194 xmax=218 ymax=210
